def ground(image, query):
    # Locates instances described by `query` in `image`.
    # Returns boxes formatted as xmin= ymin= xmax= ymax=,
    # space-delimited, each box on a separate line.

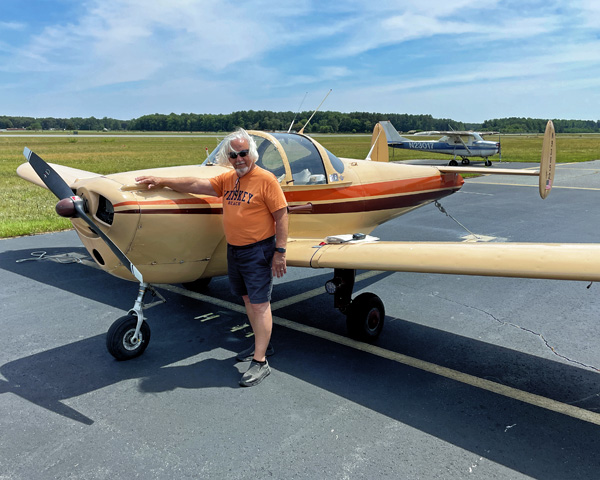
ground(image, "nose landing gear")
xmin=106 ymin=283 xmax=166 ymax=360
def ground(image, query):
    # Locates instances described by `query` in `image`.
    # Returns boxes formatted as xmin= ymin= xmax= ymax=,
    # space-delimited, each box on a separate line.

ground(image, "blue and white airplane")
xmin=379 ymin=121 xmax=501 ymax=166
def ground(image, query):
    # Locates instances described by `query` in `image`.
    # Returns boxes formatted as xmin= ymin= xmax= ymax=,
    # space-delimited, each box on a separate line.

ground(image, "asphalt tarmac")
xmin=1 ymin=160 xmax=600 ymax=479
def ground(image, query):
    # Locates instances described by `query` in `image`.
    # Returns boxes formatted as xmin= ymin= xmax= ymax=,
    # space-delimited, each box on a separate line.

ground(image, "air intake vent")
xmin=97 ymin=195 xmax=114 ymax=225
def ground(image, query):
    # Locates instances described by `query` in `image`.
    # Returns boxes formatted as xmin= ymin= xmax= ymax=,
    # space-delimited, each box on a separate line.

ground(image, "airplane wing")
xmin=17 ymin=162 xmax=101 ymax=190
xmin=413 ymin=131 xmax=478 ymax=137
xmin=286 ymin=238 xmax=600 ymax=282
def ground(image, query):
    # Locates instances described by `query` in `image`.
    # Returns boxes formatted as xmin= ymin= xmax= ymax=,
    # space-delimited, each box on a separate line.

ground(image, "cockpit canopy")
xmin=204 ymin=132 xmax=345 ymax=185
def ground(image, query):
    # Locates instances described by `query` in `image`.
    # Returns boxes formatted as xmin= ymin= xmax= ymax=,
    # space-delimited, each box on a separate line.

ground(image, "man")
xmin=135 ymin=128 xmax=288 ymax=387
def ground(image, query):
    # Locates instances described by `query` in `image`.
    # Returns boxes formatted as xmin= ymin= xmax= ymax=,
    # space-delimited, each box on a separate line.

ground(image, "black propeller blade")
xmin=24 ymin=147 xmax=75 ymax=200
xmin=23 ymin=147 xmax=143 ymax=283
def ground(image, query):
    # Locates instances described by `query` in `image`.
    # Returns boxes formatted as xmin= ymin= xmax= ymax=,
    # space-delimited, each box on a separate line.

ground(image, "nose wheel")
xmin=106 ymin=283 xmax=165 ymax=360
xmin=106 ymin=314 xmax=151 ymax=360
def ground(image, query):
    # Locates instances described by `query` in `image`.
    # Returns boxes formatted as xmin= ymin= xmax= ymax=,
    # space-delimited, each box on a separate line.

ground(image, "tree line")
xmin=1 ymin=112 xmax=599 ymax=134
xmin=481 ymin=117 xmax=600 ymax=134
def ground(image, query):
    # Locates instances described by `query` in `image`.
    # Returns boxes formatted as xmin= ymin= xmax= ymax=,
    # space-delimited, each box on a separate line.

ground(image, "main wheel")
xmin=449 ymin=160 xmax=458 ymax=166
xmin=346 ymin=292 xmax=385 ymax=342
xmin=106 ymin=314 xmax=151 ymax=360
xmin=182 ymin=277 xmax=212 ymax=292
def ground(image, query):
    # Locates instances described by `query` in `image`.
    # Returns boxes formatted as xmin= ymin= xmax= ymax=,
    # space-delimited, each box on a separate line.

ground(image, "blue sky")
xmin=1 ymin=0 xmax=599 ymax=122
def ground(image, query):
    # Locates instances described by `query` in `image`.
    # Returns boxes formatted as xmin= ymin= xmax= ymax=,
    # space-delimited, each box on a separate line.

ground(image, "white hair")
xmin=215 ymin=128 xmax=259 ymax=167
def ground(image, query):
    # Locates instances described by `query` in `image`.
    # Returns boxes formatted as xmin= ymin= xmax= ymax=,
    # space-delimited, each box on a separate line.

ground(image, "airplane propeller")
xmin=23 ymin=148 xmax=143 ymax=283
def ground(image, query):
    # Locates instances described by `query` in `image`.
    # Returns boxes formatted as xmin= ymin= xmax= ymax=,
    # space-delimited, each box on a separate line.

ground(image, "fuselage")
xmin=63 ymin=131 xmax=464 ymax=283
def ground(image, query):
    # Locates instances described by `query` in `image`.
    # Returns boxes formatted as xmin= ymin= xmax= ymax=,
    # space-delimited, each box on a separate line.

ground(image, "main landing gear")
xmin=449 ymin=157 xmax=471 ymax=166
xmin=448 ymin=157 xmax=493 ymax=167
xmin=106 ymin=283 xmax=166 ymax=360
xmin=325 ymin=269 xmax=385 ymax=342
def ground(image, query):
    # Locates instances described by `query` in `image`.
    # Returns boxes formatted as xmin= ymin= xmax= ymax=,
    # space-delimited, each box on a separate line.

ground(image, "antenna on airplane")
xmin=299 ymin=89 xmax=332 ymax=135
xmin=288 ymin=92 xmax=308 ymax=133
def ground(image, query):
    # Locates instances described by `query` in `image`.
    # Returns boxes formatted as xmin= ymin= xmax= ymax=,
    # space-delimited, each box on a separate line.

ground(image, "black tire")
xmin=346 ymin=292 xmax=385 ymax=342
xmin=182 ymin=277 xmax=212 ymax=292
xmin=106 ymin=314 xmax=151 ymax=360
xmin=461 ymin=158 xmax=470 ymax=165
xmin=449 ymin=160 xmax=458 ymax=166
xmin=485 ymin=160 xmax=492 ymax=166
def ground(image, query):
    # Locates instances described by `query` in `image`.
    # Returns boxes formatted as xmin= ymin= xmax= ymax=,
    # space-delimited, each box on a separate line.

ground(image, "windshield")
xmin=272 ymin=133 xmax=326 ymax=185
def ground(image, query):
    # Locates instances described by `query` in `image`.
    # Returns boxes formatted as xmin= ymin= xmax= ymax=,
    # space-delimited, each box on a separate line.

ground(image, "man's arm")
xmin=135 ymin=176 xmax=218 ymax=196
xmin=272 ymin=206 xmax=288 ymax=278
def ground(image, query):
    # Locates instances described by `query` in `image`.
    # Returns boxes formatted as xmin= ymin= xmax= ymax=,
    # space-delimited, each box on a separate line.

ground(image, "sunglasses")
xmin=229 ymin=149 xmax=249 ymax=159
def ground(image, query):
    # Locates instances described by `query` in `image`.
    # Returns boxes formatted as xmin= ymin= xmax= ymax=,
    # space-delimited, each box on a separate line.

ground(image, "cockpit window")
xmin=272 ymin=133 xmax=326 ymax=185
xmin=252 ymin=135 xmax=286 ymax=180
xmin=324 ymin=148 xmax=345 ymax=174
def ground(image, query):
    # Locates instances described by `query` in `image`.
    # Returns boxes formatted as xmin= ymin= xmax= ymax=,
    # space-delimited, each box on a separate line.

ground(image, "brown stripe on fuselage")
xmin=117 ymin=185 xmax=460 ymax=216
xmin=309 ymin=187 xmax=459 ymax=214
xmin=118 ymin=207 xmax=224 ymax=215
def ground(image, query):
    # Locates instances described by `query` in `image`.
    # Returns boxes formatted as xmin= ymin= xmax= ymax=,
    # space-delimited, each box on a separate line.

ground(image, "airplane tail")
xmin=366 ymin=122 xmax=389 ymax=162
xmin=378 ymin=121 xmax=412 ymax=144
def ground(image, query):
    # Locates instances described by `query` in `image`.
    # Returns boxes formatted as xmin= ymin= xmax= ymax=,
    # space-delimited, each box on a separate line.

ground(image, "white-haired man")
xmin=135 ymin=128 xmax=288 ymax=387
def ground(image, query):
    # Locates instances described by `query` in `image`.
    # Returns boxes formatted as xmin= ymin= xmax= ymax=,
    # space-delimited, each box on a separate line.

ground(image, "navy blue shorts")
xmin=227 ymin=236 xmax=275 ymax=304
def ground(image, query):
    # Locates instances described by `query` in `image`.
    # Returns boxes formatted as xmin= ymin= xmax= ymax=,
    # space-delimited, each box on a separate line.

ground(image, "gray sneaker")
xmin=239 ymin=360 xmax=271 ymax=387
xmin=235 ymin=343 xmax=275 ymax=362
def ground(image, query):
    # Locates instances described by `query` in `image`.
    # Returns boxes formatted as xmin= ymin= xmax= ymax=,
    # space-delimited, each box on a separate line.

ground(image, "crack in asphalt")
xmin=431 ymin=292 xmax=600 ymax=373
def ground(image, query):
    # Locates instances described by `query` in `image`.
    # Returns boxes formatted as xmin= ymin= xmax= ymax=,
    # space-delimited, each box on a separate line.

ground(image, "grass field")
xmin=2 ymin=132 xmax=599 ymax=238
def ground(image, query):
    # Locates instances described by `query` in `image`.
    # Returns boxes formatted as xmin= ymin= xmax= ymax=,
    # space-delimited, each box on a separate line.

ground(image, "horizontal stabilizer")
xmin=436 ymin=166 xmax=539 ymax=176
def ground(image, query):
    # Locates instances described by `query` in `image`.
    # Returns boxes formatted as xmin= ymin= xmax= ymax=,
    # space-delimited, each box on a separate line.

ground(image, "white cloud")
xmin=578 ymin=0 xmax=600 ymax=27
xmin=5 ymin=0 xmax=297 ymax=85
xmin=0 ymin=21 xmax=25 ymax=30
xmin=322 ymin=6 xmax=562 ymax=58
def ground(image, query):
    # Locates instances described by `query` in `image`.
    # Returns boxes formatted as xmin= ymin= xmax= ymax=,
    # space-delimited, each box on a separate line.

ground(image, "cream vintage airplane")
xmin=16 ymin=121 xmax=600 ymax=361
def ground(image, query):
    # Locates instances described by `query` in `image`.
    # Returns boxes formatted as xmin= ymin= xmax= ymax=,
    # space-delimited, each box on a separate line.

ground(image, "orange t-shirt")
xmin=209 ymin=166 xmax=288 ymax=246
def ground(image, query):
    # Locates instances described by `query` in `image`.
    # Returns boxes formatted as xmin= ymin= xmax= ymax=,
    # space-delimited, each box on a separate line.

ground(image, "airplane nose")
xmin=68 ymin=179 xmax=140 ymax=281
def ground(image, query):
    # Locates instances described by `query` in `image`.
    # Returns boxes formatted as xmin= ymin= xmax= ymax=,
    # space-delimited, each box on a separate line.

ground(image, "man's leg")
xmin=242 ymin=295 xmax=272 ymax=362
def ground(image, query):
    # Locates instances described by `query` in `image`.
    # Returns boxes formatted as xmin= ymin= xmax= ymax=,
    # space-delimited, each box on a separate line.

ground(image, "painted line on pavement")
xmin=155 ymin=282 xmax=600 ymax=426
